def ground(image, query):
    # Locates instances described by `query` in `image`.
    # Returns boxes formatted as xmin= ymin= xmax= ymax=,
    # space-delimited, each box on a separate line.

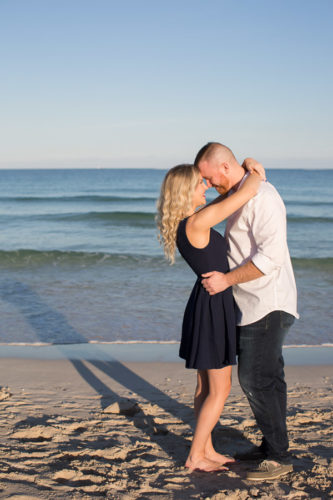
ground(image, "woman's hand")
xmin=241 ymin=170 xmax=263 ymax=196
xmin=242 ymin=158 xmax=266 ymax=181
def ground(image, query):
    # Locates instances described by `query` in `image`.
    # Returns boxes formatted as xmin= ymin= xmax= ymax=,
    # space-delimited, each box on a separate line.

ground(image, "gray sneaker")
xmin=246 ymin=459 xmax=293 ymax=481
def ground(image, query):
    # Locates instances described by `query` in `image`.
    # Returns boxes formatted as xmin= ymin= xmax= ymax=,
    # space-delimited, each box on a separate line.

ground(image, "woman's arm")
xmin=189 ymin=173 xmax=262 ymax=233
xmin=243 ymin=158 xmax=266 ymax=180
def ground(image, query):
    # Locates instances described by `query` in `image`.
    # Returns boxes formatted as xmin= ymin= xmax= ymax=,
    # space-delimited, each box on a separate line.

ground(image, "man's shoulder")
xmin=245 ymin=181 xmax=286 ymax=216
xmin=259 ymin=180 xmax=279 ymax=195
xmin=255 ymin=181 xmax=283 ymax=203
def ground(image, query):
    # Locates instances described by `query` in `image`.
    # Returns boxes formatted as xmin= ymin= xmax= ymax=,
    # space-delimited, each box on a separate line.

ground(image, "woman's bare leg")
xmin=203 ymin=368 xmax=234 ymax=464
xmin=185 ymin=366 xmax=233 ymax=471
xmin=188 ymin=370 xmax=221 ymax=471
xmin=194 ymin=370 xmax=234 ymax=464
xmin=194 ymin=370 xmax=208 ymax=418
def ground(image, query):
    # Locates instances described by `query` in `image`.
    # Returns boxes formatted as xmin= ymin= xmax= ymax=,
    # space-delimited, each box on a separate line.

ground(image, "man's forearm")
xmin=226 ymin=260 xmax=264 ymax=287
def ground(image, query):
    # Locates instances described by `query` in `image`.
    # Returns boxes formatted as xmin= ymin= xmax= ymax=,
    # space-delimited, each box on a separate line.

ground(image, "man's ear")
xmin=220 ymin=162 xmax=229 ymax=174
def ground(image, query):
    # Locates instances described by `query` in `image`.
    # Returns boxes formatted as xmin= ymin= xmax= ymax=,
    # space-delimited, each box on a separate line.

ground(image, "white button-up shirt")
xmin=226 ymin=174 xmax=299 ymax=326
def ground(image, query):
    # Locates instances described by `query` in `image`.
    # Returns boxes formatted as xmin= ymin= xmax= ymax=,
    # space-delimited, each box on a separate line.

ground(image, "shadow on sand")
xmin=0 ymin=278 xmax=256 ymax=494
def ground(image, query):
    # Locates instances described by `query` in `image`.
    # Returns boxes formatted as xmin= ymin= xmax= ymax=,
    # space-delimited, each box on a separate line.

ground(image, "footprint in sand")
xmin=4 ymin=496 xmax=41 ymax=500
xmin=61 ymin=421 xmax=89 ymax=434
xmin=53 ymin=469 xmax=104 ymax=486
xmin=11 ymin=425 xmax=58 ymax=441
xmin=0 ymin=387 xmax=12 ymax=401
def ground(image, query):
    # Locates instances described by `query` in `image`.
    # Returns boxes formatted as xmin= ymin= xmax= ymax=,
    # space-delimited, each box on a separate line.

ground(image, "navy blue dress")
xmin=176 ymin=218 xmax=237 ymax=370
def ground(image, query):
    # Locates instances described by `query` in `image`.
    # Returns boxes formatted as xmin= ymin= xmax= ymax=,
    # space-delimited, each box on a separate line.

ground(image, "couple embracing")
xmin=157 ymin=142 xmax=298 ymax=481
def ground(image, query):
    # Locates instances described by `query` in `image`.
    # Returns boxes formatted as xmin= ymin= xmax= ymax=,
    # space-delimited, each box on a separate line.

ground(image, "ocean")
xmin=0 ymin=168 xmax=332 ymax=347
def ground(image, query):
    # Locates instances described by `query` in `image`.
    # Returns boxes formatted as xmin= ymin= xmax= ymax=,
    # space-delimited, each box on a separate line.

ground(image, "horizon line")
xmin=0 ymin=166 xmax=332 ymax=171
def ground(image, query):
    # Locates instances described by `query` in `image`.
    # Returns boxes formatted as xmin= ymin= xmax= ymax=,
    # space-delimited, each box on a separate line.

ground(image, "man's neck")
xmin=230 ymin=167 xmax=247 ymax=192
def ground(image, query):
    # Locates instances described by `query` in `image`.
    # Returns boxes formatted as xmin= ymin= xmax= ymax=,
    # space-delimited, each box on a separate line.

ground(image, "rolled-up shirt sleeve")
xmin=249 ymin=190 xmax=288 ymax=275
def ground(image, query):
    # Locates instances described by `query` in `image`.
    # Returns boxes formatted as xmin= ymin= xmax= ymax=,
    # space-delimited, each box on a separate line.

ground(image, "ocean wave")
xmin=0 ymin=195 xmax=331 ymax=207
xmin=0 ymin=194 xmax=156 ymax=203
xmin=292 ymin=257 xmax=333 ymax=272
xmin=0 ymin=211 xmax=156 ymax=226
xmin=0 ymin=250 xmax=332 ymax=271
xmin=0 ymin=249 xmax=165 ymax=268
xmin=283 ymin=344 xmax=333 ymax=348
xmin=0 ymin=195 xmax=331 ymax=209
xmin=1 ymin=211 xmax=332 ymax=228
xmin=288 ymin=216 xmax=333 ymax=223
xmin=60 ymin=211 xmax=155 ymax=225
xmin=285 ymin=200 xmax=333 ymax=207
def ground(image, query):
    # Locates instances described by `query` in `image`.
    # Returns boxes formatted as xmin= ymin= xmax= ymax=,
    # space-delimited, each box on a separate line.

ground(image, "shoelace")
xmin=257 ymin=460 xmax=277 ymax=471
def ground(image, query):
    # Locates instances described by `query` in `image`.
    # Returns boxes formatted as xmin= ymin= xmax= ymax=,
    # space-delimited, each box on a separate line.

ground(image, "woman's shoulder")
xmin=176 ymin=218 xmax=190 ymax=252
xmin=177 ymin=217 xmax=188 ymax=231
xmin=176 ymin=217 xmax=188 ymax=237
xmin=179 ymin=218 xmax=225 ymax=252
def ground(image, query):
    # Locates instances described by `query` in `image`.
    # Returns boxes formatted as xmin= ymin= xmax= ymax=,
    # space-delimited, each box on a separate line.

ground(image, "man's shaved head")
xmin=194 ymin=142 xmax=243 ymax=194
xmin=194 ymin=142 xmax=237 ymax=167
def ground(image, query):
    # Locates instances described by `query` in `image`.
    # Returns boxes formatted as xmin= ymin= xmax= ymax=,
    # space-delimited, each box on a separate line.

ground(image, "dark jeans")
xmin=237 ymin=310 xmax=295 ymax=461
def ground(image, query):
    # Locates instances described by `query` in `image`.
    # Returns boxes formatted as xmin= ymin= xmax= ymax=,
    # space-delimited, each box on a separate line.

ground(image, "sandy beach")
xmin=0 ymin=347 xmax=332 ymax=499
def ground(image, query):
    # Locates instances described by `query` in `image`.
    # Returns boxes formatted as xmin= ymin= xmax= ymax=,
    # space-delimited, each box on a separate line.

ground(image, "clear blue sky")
xmin=1 ymin=0 xmax=332 ymax=168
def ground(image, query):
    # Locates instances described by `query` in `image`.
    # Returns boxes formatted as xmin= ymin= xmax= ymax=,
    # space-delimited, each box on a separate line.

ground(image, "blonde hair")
xmin=156 ymin=164 xmax=200 ymax=264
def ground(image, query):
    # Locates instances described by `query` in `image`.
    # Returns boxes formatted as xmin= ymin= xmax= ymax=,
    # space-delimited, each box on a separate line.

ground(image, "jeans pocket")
xmin=238 ymin=314 xmax=269 ymax=339
xmin=280 ymin=311 xmax=295 ymax=329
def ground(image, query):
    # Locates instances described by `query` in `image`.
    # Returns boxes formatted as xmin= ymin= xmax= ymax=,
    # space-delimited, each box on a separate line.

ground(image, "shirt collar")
xmin=229 ymin=171 xmax=249 ymax=195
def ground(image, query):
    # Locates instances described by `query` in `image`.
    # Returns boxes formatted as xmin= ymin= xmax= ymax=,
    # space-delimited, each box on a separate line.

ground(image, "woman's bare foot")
xmin=205 ymin=450 xmax=236 ymax=465
xmin=185 ymin=456 xmax=227 ymax=472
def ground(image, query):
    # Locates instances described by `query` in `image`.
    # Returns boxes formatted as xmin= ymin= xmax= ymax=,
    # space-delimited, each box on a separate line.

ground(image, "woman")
xmin=156 ymin=162 xmax=264 ymax=472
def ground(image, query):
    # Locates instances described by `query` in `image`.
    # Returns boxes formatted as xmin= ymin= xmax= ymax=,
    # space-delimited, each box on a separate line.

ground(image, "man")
xmin=194 ymin=142 xmax=298 ymax=481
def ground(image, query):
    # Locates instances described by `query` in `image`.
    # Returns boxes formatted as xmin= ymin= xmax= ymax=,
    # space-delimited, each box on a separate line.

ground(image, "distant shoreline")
xmin=0 ymin=166 xmax=333 ymax=171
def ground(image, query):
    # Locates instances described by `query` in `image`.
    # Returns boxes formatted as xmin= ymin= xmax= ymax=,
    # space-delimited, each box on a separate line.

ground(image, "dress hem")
xmin=179 ymin=355 xmax=237 ymax=370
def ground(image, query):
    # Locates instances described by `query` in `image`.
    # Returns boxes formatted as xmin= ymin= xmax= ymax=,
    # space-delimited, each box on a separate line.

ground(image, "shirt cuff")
xmin=251 ymin=253 xmax=280 ymax=275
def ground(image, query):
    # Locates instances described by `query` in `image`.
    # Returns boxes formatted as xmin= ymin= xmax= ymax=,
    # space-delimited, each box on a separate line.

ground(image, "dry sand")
xmin=0 ymin=358 xmax=332 ymax=499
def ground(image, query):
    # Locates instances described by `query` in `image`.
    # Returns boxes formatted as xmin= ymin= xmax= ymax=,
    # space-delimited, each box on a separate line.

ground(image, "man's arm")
xmin=202 ymin=187 xmax=287 ymax=295
xmin=201 ymin=261 xmax=264 ymax=295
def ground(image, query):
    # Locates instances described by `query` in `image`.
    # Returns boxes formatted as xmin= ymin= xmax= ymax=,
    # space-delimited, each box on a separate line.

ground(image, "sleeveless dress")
xmin=176 ymin=218 xmax=237 ymax=370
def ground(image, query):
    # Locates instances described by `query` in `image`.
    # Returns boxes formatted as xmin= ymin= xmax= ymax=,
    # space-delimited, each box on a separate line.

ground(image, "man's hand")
xmin=202 ymin=262 xmax=264 ymax=295
xmin=201 ymin=271 xmax=231 ymax=295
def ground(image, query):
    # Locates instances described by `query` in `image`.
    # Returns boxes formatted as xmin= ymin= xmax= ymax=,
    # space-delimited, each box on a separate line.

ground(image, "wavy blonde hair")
xmin=156 ymin=164 xmax=200 ymax=264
